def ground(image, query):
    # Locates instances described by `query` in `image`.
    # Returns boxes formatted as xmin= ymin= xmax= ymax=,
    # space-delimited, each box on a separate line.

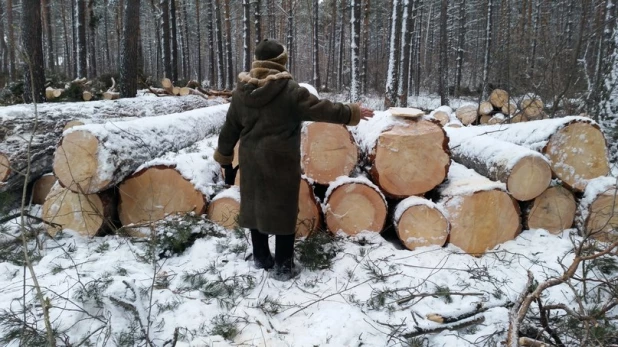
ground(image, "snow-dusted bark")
xmin=397 ymin=0 xmax=412 ymax=107
xmin=75 ymin=0 xmax=87 ymax=78
xmin=350 ymin=0 xmax=361 ymax=102
xmin=206 ymin=0 xmax=215 ymax=84
xmin=214 ymin=0 xmax=224 ymax=89
xmin=455 ymin=0 xmax=466 ymax=97
xmin=598 ymin=0 xmax=618 ymax=166
xmin=481 ymin=0 xmax=492 ymax=100
xmin=54 ymin=104 xmax=230 ymax=194
xmin=161 ymin=0 xmax=172 ymax=79
xmin=254 ymin=0 xmax=262 ymax=43
xmin=384 ymin=0 xmax=400 ymax=108
xmin=439 ymin=0 xmax=449 ymax=106
xmin=243 ymin=0 xmax=251 ymax=72
xmin=312 ymin=0 xmax=320 ymax=89
xmin=223 ymin=0 xmax=233 ymax=89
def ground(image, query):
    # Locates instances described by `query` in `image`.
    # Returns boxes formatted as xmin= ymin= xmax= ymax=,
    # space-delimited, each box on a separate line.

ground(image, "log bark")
xmin=31 ymin=174 xmax=57 ymax=205
xmin=323 ymin=177 xmax=387 ymax=235
xmin=489 ymin=89 xmax=509 ymax=108
xmin=445 ymin=117 xmax=609 ymax=192
xmin=369 ymin=119 xmax=450 ymax=197
xmin=525 ymin=185 xmax=576 ymax=234
xmin=53 ymin=104 xmax=230 ymax=194
xmin=438 ymin=162 xmax=522 ymax=255
xmin=578 ymin=177 xmax=618 ymax=242
xmin=393 ymin=196 xmax=449 ymax=250
xmin=301 ymin=123 xmax=359 ymax=185
xmin=0 ymin=96 xmax=220 ymax=196
xmin=42 ymin=182 xmax=118 ymax=237
xmin=445 ymin=130 xmax=552 ymax=201
xmin=455 ymin=105 xmax=478 ymax=125
xmin=207 ymin=187 xmax=241 ymax=230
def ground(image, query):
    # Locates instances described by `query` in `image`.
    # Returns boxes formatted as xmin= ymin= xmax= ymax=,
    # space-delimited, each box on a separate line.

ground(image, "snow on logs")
xmin=0 ymin=96 xmax=222 ymax=195
xmin=446 ymin=117 xmax=609 ymax=192
xmin=42 ymin=183 xmax=118 ymax=237
xmin=445 ymin=129 xmax=552 ymax=201
xmin=525 ymin=185 xmax=576 ymax=234
xmin=301 ymin=123 xmax=358 ymax=185
xmin=438 ymin=162 xmax=521 ymax=255
xmin=577 ymin=177 xmax=618 ymax=242
xmin=356 ymin=111 xmax=451 ymax=197
xmin=53 ymin=104 xmax=230 ymax=194
xmin=323 ymin=177 xmax=387 ymax=236
xmin=393 ymin=196 xmax=449 ymax=251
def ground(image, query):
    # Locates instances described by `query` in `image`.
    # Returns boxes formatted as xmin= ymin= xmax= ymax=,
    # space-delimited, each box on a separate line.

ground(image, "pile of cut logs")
xmin=147 ymin=78 xmax=233 ymax=100
xmin=28 ymin=86 xmax=617 ymax=255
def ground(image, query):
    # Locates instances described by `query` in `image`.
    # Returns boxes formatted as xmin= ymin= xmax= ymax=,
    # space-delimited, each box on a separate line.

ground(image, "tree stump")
xmin=324 ymin=178 xmax=387 ymax=235
xmin=525 ymin=185 xmax=576 ymax=234
xmin=393 ymin=196 xmax=449 ymax=250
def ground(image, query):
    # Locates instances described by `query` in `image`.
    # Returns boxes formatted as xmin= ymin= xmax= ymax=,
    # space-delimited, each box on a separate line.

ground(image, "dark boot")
xmin=272 ymin=233 xmax=299 ymax=281
xmin=250 ymin=229 xmax=274 ymax=270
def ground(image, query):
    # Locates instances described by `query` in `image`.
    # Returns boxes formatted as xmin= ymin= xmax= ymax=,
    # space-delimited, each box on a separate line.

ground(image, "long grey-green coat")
xmin=214 ymin=63 xmax=360 ymax=235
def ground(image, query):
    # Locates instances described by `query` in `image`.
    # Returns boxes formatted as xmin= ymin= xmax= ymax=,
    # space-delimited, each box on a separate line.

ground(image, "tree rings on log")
xmin=301 ymin=123 xmax=358 ymax=185
xmin=455 ymin=105 xmax=478 ymax=125
xmin=439 ymin=163 xmax=521 ymax=255
xmin=54 ymin=130 xmax=110 ymax=193
xmin=118 ymin=166 xmax=208 ymax=225
xmin=433 ymin=111 xmax=450 ymax=126
xmin=393 ymin=197 xmax=449 ymax=250
xmin=388 ymin=107 xmax=425 ymax=119
xmin=370 ymin=120 xmax=450 ymax=197
xmin=579 ymin=178 xmax=618 ymax=242
xmin=297 ymin=178 xmax=322 ymax=237
xmin=526 ymin=186 xmax=576 ymax=234
xmin=478 ymin=101 xmax=494 ymax=116
xmin=42 ymin=183 xmax=118 ymax=237
xmin=207 ymin=187 xmax=241 ymax=230
xmin=521 ymin=96 xmax=543 ymax=119
xmin=0 ymin=153 xmax=10 ymax=182
xmin=506 ymin=155 xmax=552 ymax=201
xmin=32 ymin=174 xmax=58 ymax=205
xmin=544 ymin=122 xmax=609 ymax=191
xmin=489 ymin=89 xmax=509 ymax=108
xmin=324 ymin=179 xmax=387 ymax=235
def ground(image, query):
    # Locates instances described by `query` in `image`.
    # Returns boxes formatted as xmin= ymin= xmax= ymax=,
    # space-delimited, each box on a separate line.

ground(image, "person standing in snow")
xmin=214 ymin=39 xmax=374 ymax=280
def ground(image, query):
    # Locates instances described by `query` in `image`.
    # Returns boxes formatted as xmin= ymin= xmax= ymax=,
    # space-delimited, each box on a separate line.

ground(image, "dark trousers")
xmin=250 ymin=229 xmax=295 ymax=269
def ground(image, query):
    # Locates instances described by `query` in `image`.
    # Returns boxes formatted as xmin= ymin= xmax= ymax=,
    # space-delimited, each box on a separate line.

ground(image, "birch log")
xmin=438 ymin=162 xmax=521 ymax=255
xmin=53 ymin=104 xmax=229 ymax=194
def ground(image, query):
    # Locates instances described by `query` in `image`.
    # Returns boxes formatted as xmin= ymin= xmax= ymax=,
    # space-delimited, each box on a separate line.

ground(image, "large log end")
xmin=54 ymin=130 xmax=110 ymax=194
xmin=207 ymin=187 xmax=241 ymax=230
xmin=507 ymin=155 xmax=552 ymax=201
xmin=394 ymin=197 xmax=449 ymax=250
xmin=526 ymin=185 xmax=576 ymax=234
xmin=32 ymin=175 xmax=58 ymax=205
xmin=0 ymin=153 xmax=10 ymax=182
xmin=324 ymin=180 xmax=387 ymax=235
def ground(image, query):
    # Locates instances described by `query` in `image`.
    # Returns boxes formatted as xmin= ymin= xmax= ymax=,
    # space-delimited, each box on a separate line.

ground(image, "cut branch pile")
xmin=35 ymin=89 xmax=614 ymax=251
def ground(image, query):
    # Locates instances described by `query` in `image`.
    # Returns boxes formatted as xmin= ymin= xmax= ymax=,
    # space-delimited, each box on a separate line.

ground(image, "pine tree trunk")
xmin=361 ymin=0 xmax=370 ymax=94
xmin=42 ymin=0 xmax=55 ymax=72
xmin=414 ymin=0 xmax=423 ymax=96
xmin=6 ymin=0 xmax=16 ymax=80
xmin=180 ymin=0 xmax=190 ymax=78
xmin=120 ymin=0 xmax=141 ymax=98
xmin=312 ymin=0 xmax=320 ymax=89
xmin=243 ymin=0 xmax=251 ymax=72
xmin=170 ymin=0 xmax=179 ymax=81
xmin=104 ymin=0 xmax=111 ymax=72
xmin=337 ymin=0 xmax=345 ymax=90
xmin=384 ymin=0 xmax=401 ymax=108
xmin=325 ymin=0 xmax=337 ymax=90
xmin=454 ymin=0 xmax=466 ymax=97
xmin=224 ymin=0 xmax=233 ymax=89
xmin=214 ymin=0 xmax=224 ymax=89
xmin=398 ymin=0 xmax=413 ymax=107
xmin=350 ymin=0 xmax=361 ymax=102
xmin=206 ymin=0 xmax=215 ymax=85
xmin=161 ymin=0 xmax=172 ymax=79
xmin=62 ymin=0 xmax=73 ymax=76
xmin=87 ymin=0 xmax=97 ymax=79
xmin=439 ymin=0 xmax=449 ymax=106
xmin=76 ymin=0 xmax=88 ymax=78
xmin=195 ymin=0 xmax=203 ymax=81
xmin=254 ymin=0 xmax=262 ymax=43
xmin=0 ymin=2 xmax=7 ymax=74
xmin=481 ymin=0 xmax=493 ymax=100
xmin=21 ymin=0 xmax=46 ymax=103
xmin=286 ymin=0 xmax=294 ymax=74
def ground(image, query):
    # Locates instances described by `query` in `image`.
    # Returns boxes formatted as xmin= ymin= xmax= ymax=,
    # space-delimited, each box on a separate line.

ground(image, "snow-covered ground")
xmin=0 ymin=211 xmax=600 ymax=346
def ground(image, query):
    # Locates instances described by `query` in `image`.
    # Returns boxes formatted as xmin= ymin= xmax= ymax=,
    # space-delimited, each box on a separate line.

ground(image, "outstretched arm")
xmin=294 ymin=84 xmax=372 ymax=125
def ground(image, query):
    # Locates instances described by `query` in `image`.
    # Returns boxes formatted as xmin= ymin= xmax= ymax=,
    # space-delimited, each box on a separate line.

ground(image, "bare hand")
xmin=358 ymin=104 xmax=374 ymax=120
